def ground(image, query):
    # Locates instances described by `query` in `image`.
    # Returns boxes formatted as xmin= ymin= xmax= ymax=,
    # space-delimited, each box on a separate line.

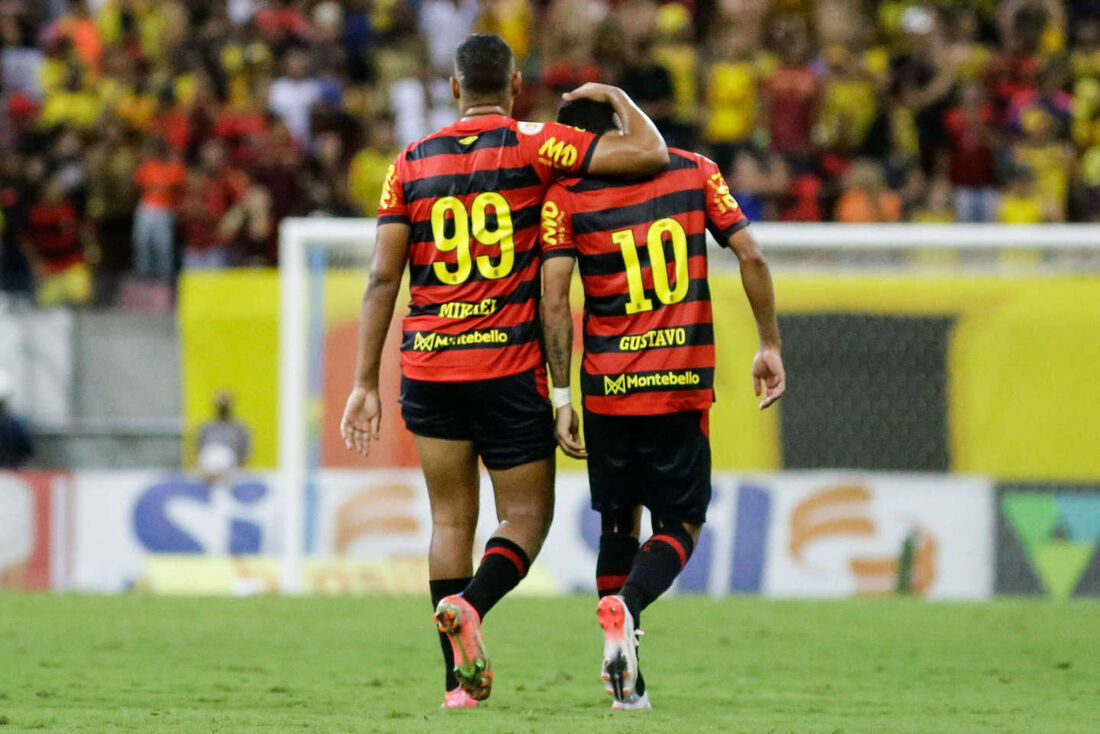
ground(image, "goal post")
xmin=276 ymin=218 xmax=1100 ymax=593
xmin=278 ymin=218 xmax=377 ymax=593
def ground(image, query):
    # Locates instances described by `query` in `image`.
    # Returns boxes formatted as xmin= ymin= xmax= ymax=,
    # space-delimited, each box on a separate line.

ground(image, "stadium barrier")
xmin=181 ymin=268 xmax=1100 ymax=477
xmin=5 ymin=467 xmax=1097 ymax=599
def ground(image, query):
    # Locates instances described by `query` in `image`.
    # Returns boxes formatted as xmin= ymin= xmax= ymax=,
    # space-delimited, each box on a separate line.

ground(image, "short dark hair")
xmin=454 ymin=34 xmax=514 ymax=97
xmin=556 ymin=99 xmax=617 ymax=135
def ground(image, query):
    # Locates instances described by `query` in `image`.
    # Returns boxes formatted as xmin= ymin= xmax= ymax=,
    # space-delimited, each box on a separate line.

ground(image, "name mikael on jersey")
xmin=542 ymin=148 xmax=749 ymax=415
xmin=438 ymin=298 xmax=498 ymax=319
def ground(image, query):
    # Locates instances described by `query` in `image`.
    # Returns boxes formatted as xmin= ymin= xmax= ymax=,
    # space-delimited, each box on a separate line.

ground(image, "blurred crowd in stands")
xmin=1 ymin=0 xmax=1099 ymax=306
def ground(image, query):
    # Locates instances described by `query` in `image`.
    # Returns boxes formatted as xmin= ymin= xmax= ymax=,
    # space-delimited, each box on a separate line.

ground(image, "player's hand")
xmin=554 ymin=404 xmax=587 ymax=459
xmin=562 ymin=82 xmax=619 ymax=104
xmin=341 ymin=386 xmax=382 ymax=456
xmin=752 ymin=344 xmax=786 ymax=410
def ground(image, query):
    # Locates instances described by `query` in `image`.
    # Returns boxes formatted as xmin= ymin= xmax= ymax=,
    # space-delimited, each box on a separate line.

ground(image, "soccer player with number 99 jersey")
xmin=339 ymin=34 xmax=668 ymax=707
xmin=540 ymin=99 xmax=786 ymax=710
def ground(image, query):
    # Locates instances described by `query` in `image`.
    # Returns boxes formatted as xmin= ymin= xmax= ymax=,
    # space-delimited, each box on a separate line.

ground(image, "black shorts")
xmin=583 ymin=409 xmax=712 ymax=525
xmin=400 ymin=369 xmax=555 ymax=470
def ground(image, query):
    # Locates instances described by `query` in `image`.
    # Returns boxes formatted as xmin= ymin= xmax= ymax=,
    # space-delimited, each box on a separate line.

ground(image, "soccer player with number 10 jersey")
xmin=340 ymin=34 xmax=668 ymax=707
xmin=540 ymin=99 xmax=786 ymax=710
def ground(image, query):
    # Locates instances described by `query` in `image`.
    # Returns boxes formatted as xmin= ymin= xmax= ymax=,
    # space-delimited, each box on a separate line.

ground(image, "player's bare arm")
xmin=541 ymin=256 xmax=586 ymax=459
xmin=563 ymin=83 xmax=669 ymax=177
xmin=341 ymin=221 xmax=410 ymax=456
xmin=728 ymin=226 xmax=785 ymax=410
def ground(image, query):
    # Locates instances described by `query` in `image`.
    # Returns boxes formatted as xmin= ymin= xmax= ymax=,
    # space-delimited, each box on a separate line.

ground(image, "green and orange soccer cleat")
xmin=434 ymin=594 xmax=493 ymax=701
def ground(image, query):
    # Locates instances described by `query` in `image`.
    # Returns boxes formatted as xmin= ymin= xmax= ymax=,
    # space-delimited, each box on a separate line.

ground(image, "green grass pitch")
xmin=1 ymin=594 xmax=1097 ymax=733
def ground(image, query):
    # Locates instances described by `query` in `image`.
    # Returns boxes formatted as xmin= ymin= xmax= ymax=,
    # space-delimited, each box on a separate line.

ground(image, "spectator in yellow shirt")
xmin=1012 ymin=107 xmax=1074 ymax=220
xmin=652 ymin=3 xmax=698 ymax=133
xmin=998 ymin=166 xmax=1047 ymax=224
xmin=704 ymin=31 xmax=759 ymax=173
xmin=39 ymin=66 xmax=101 ymax=130
xmin=816 ymin=45 xmax=878 ymax=154
xmin=348 ymin=117 xmax=400 ymax=217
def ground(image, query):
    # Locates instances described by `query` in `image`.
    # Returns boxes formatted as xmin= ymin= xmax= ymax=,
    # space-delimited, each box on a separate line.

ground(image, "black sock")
xmin=620 ymin=525 xmax=696 ymax=622
xmin=461 ymin=537 xmax=530 ymax=620
xmin=430 ymin=576 xmax=471 ymax=692
xmin=596 ymin=533 xmax=638 ymax=598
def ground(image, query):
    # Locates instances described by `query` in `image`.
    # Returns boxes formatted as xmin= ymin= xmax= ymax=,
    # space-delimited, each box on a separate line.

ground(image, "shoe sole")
xmin=596 ymin=597 xmax=636 ymax=701
xmin=434 ymin=601 xmax=493 ymax=701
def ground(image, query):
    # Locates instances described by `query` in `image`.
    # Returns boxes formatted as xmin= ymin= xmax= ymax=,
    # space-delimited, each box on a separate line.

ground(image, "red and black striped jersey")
xmin=541 ymin=148 xmax=748 ymax=415
xmin=378 ymin=115 xmax=600 ymax=382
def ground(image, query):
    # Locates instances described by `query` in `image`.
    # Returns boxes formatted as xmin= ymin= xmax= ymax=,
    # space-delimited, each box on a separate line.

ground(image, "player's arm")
xmin=728 ymin=226 xmax=785 ymax=410
xmin=540 ymin=191 xmax=586 ymax=458
xmin=541 ymin=254 xmax=586 ymax=459
xmin=342 ymin=157 xmax=411 ymax=456
xmin=700 ymin=157 xmax=785 ymax=409
xmin=563 ymin=83 xmax=669 ymax=176
xmin=341 ymin=221 xmax=409 ymax=456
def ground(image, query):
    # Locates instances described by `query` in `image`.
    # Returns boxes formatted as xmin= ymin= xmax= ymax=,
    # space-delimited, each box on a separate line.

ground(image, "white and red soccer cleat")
xmin=596 ymin=595 xmax=642 ymax=703
xmin=612 ymin=690 xmax=652 ymax=711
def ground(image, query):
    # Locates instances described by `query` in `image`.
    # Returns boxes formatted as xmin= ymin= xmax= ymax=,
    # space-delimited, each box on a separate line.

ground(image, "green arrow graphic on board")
xmin=1002 ymin=494 xmax=1098 ymax=600
xmin=1031 ymin=543 xmax=1094 ymax=600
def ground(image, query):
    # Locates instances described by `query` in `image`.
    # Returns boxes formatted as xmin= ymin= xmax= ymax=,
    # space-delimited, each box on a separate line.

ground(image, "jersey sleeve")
xmin=540 ymin=182 xmax=576 ymax=259
xmin=699 ymin=156 xmax=749 ymax=246
xmin=516 ymin=120 xmax=602 ymax=181
xmin=376 ymin=154 xmax=409 ymax=225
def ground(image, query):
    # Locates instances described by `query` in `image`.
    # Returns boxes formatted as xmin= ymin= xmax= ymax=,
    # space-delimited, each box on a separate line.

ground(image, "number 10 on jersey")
xmin=612 ymin=217 xmax=689 ymax=314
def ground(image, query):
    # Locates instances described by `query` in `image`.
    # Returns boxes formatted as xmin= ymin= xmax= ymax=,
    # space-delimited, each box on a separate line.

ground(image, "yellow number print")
xmin=430 ymin=193 xmax=516 ymax=283
xmin=612 ymin=218 xmax=690 ymax=314
xmin=431 ymin=197 xmax=471 ymax=284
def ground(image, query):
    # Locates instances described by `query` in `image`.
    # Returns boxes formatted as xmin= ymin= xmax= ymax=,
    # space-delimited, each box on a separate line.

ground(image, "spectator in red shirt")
xmin=132 ymin=139 xmax=185 ymax=279
xmin=762 ymin=15 xmax=821 ymax=169
xmin=255 ymin=0 xmax=315 ymax=44
xmin=21 ymin=175 xmax=91 ymax=307
xmin=944 ymin=82 xmax=1000 ymax=222
xmin=180 ymin=140 xmax=249 ymax=269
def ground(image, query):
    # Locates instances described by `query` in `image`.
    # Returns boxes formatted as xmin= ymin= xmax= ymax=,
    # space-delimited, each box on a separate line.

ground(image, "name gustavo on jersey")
xmin=618 ymin=327 xmax=687 ymax=351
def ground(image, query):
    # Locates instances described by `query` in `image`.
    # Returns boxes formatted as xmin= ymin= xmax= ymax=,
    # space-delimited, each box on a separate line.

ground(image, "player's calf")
xmin=596 ymin=507 xmax=640 ymax=599
xmin=618 ymin=519 xmax=698 ymax=622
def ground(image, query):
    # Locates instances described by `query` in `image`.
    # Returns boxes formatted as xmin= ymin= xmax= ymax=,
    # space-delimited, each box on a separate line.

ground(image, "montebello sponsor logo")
xmin=413 ymin=329 xmax=509 ymax=351
xmin=438 ymin=298 xmax=498 ymax=319
xmin=603 ymin=370 xmax=701 ymax=395
xmin=618 ymin=327 xmax=688 ymax=351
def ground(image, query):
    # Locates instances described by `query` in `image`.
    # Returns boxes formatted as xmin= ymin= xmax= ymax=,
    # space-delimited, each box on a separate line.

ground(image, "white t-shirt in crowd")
xmin=418 ymin=0 xmax=479 ymax=74
xmin=268 ymin=77 xmax=323 ymax=143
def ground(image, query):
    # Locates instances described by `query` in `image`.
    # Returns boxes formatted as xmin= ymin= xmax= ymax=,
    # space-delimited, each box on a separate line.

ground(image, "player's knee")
xmin=600 ymin=507 xmax=640 ymax=537
xmin=499 ymin=495 xmax=553 ymax=535
xmin=650 ymin=514 xmax=700 ymax=557
xmin=681 ymin=521 xmax=703 ymax=544
xmin=430 ymin=510 xmax=478 ymax=538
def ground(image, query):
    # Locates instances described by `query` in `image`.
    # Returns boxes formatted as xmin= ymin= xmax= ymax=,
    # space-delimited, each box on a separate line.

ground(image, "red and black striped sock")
xmin=619 ymin=526 xmax=695 ymax=622
xmin=430 ymin=576 xmax=472 ymax=692
xmin=461 ymin=537 xmax=530 ymax=620
xmin=596 ymin=533 xmax=639 ymax=599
